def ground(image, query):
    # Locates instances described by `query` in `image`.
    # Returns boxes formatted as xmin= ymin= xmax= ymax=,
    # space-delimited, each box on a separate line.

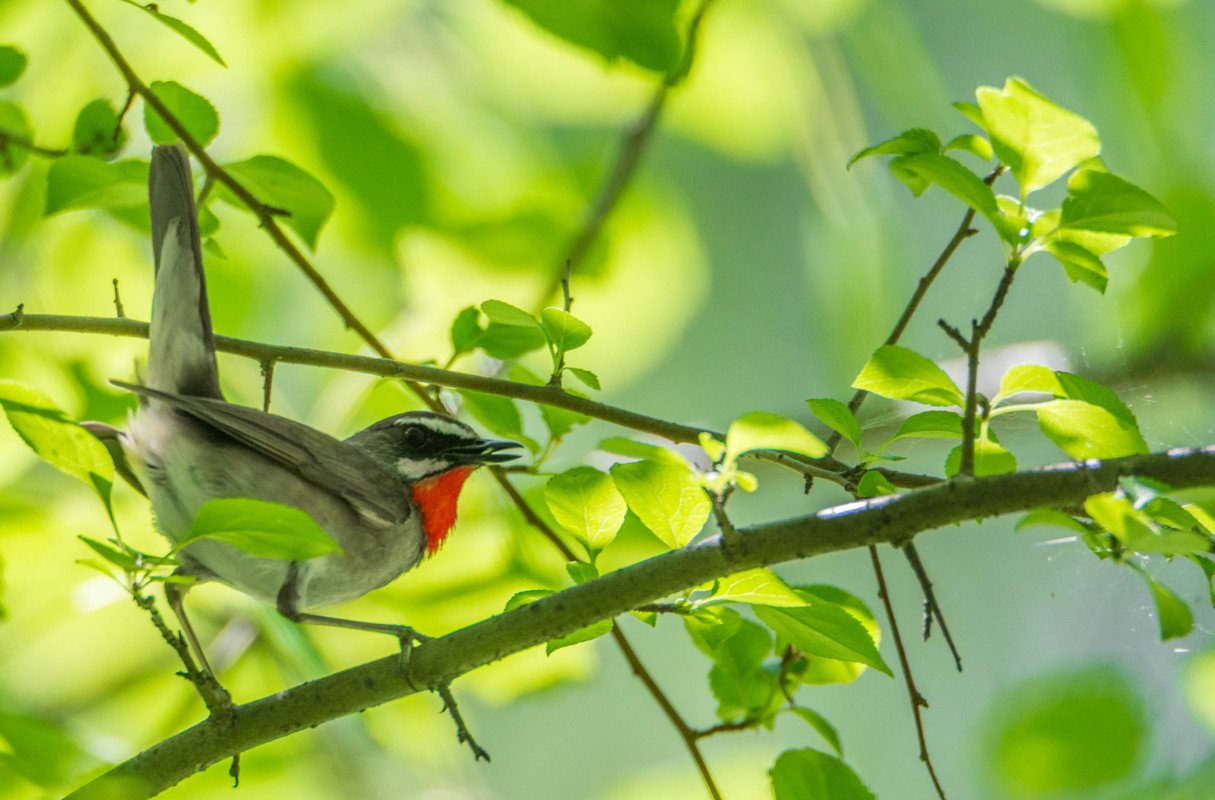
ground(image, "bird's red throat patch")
xmin=411 ymin=466 xmax=476 ymax=555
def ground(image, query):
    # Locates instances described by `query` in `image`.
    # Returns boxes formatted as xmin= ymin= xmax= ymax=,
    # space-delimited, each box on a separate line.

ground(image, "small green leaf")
xmin=78 ymin=536 xmax=138 ymax=572
xmin=853 ymin=345 xmax=963 ymax=407
xmin=546 ymin=618 xmax=614 ymax=654
xmin=943 ymin=133 xmax=994 ymax=161
xmin=0 ymin=381 xmax=113 ymax=508
xmin=610 ymin=460 xmax=710 ymax=548
xmin=701 ymin=568 xmax=806 ymax=608
xmin=993 ymin=364 xmax=1063 ymax=405
xmin=791 ymin=586 xmax=882 ymax=686
xmin=0 ymin=46 xmax=27 ymax=87
xmin=786 ymin=708 xmax=843 ymax=757
xmin=1187 ymin=555 xmax=1215 ymax=608
xmin=1057 ymin=169 xmax=1176 ymax=238
xmin=118 ymin=0 xmax=226 ymax=67
xmin=805 ymin=398 xmax=862 ymax=451
xmin=220 ymin=155 xmax=336 ymax=250
xmin=598 ymin=436 xmax=690 ymax=467
xmin=508 ymin=363 xmax=588 ymax=440
xmin=855 ymin=470 xmax=897 ymax=498
xmin=1015 ymin=509 xmax=1092 ymax=536
xmin=888 ymin=152 xmax=999 ymax=222
xmin=1139 ymin=570 xmax=1193 ymax=640
xmin=945 ymin=434 xmax=1018 ymax=477
xmin=72 ymin=99 xmax=127 ymax=158
xmin=1036 ymin=399 xmax=1147 ymax=459
xmin=500 ymin=0 xmax=682 ymax=74
xmin=545 ymin=466 xmax=627 ymax=554
xmin=477 ymin=300 xmax=547 ymax=360
xmin=144 ymin=80 xmax=219 ymax=147
xmin=566 ymin=560 xmax=598 ymax=584
xmin=1086 ymin=494 xmax=1210 ymax=556
xmin=1046 ymin=240 xmax=1108 ymax=293
xmin=540 ymin=307 xmax=593 ymax=353
xmin=449 ymin=306 xmax=483 ymax=356
xmin=566 ymin=367 xmax=600 ymax=391
xmin=754 ymin=604 xmax=891 ymax=676
xmin=880 ymin=410 xmax=963 ymax=449
xmin=953 ymin=100 xmax=986 ymax=128
xmin=184 ymin=498 xmax=342 ymax=560
xmin=504 ymin=588 xmax=553 ymax=612
xmin=45 ymin=156 xmax=148 ymax=215
xmin=974 ymin=77 xmax=1101 ymax=198
xmin=847 ymin=128 xmax=941 ymax=169
xmin=725 ymin=412 xmax=828 ymax=464
xmin=698 ymin=432 xmax=726 ymax=463
xmin=0 ymin=101 xmax=33 ymax=176
xmin=770 ymin=748 xmax=875 ymax=800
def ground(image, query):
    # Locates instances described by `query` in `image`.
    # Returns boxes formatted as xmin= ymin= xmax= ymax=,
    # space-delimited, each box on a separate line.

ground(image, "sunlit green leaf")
xmin=943 ymin=133 xmax=994 ymax=161
xmin=754 ymin=603 xmax=891 ymax=676
xmin=1058 ymin=169 xmax=1177 ymax=237
xmin=540 ymin=307 xmax=593 ymax=354
xmin=770 ymin=748 xmax=875 ymax=800
xmin=853 ymin=345 xmax=963 ymax=407
xmin=610 ymin=460 xmax=710 ymax=548
xmin=1046 ymin=240 xmax=1108 ymax=293
xmin=184 ymin=498 xmax=342 ymax=560
xmin=805 ymin=398 xmax=862 ymax=451
xmin=221 ymin=155 xmax=336 ymax=250
xmin=0 ymin=46 xmax=26 ymax=87
xmin=1086 ymin=494 xmax=1210 ymax=555
xmin=888 ymin=152 xmax=999 ymax=222
xmin=118 ymin=0 xmax=227 ymax=67
xmin=1015 ymin=509 xmax=1092 ymax=536
xmin=786 ymin=707 xmax=844 ymax=758
xmin=1141 ymin=572 xmax=1195 ymax=640
xmin=974 ymin=77 xmax=1101 ymax=198
xmin=477 ymin=299 xmax=547 ymax=359
xmin=993 ymin=364 xmax=1062 ymax=405
xmin=499 ymin=0 xmax=682 ymax=74
xmin=546 ymin=618 xmax=613 ymax=654
xmin=847 ymin=128 xmax=940 ymax=168
xmin=598 ymin=436 xmax=690 ymax=467
xmin=880 ymin=410 xmax=963 ymax=449
xmin=1036 ymin=399 xmax=1147 ymax=459
xmin=702 ymin=568 xmax=806 ymax=608
xmin=566 ymin=367 xmax=600 ymax=391
xmin=725 ymin=412 xmax=827 ymax=464
xmin=78 ymin=536 xmax=138 ymax=573
xmin=144 ymin=80 xmax=219 ymax=146
xmin=945 ymin=434 xmax=1018 ymax=477
xmin=545 ymin=466 xmax=627 ymax=554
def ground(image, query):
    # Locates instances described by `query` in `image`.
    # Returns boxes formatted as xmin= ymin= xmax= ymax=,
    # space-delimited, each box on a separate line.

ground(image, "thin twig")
xmin=868 ymin=546 xmax=947 ymax=800
xmin=532 ymin=0 xmax=716 ymax=310
xmin=259 ymin=360 xmax=275 ymax=412
xmin=901 ymin=542 xmax=961 ymax=671
xmin=434 ymin=683 xmax=490 ymax=761
xmin=111 ymin=278 xmax=125 ymax=318
xmin=0 ymin=129 xmax=69 ymax=158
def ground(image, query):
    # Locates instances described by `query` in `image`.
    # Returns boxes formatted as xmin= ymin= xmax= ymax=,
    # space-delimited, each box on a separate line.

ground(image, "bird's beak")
xmin=447 ymin=439 xmax=523 ymax=465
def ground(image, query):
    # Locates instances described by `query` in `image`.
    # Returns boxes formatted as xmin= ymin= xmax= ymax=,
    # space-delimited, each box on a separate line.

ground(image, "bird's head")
xmin=347 ymin=412 xmax=521 ymax=554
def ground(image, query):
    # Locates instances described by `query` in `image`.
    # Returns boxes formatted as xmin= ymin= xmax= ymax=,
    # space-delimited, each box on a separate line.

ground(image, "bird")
xmin=87 ymin=143 xmax=521 ymax=679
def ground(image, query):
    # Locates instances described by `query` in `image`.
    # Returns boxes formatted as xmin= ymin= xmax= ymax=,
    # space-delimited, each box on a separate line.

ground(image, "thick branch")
xmin=65 ymin=447 xmax=1215 ymax=799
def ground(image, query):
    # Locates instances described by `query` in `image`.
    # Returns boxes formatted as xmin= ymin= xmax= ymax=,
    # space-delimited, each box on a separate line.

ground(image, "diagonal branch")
xmin=64 ymin=447 xmax=1215 ymax=799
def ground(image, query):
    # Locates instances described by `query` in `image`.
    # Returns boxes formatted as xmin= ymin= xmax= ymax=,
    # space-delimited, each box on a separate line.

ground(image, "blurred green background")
xmin=1 ymin=0 xmax=1214 ymax=798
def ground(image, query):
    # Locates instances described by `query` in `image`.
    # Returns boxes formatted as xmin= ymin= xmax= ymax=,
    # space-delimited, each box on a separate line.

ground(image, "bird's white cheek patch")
xmin=395 ymin=457 xmax=444 ymax=481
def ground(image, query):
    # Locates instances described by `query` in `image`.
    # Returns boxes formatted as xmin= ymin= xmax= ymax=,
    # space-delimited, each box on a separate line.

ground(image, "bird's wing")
xmin=115 ymin=381 xmax=410 ymax=525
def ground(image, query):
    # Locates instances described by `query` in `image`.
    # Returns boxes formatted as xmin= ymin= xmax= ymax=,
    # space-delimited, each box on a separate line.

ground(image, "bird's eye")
xmin=401 ymin=426 xmax=427 ymax=449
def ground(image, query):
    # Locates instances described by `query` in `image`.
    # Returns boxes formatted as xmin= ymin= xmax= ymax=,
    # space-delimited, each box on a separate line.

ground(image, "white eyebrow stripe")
xmin=395 ymin=416 xmax=476 ymax=439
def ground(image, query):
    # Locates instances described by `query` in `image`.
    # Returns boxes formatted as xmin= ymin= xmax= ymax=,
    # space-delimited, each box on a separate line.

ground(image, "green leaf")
xmin=974 ymin=77 xmax=1101 ymax=198
xmin=1054 ymin=372 xmax=1139 ymax=427
xmin=449 ymin=306 xmax=483 ymax=356
xmin=1057 ymin=169 xmax=1177 ymax=237
xmin=770 ymin=748 xmax=875 ymax=800
xmin=699 ymin=432 xmax=726 ymax=464
xmin=943 ymin=133 xmax=994 ymax=161
xmin=1015 ymin=509 xmax=1092 ymax=536
xmin=546 ymin=618 xmax=613 ymax=654
xmin=725 ymin=412 xmax=828 ymax=464
xmin=953 ymin=100 xmax=986 ymax=128
xmin=566 ymin=367 xmax=600 ymax=391
xmin=545 ymin=467 xmax=627 ymax=554
xmin=792 ymin=586 xmax=882 ymax=685
xmin=504 ymin=588 xmax=552 ymax=612
xmin=0 ymin=46 xmax=28 ymax=87
xmin=701 ymin=568 xmax=806 ymax=608
xmin=540 ymin=307 xmax=593 ymax=354
xmin=847 ymin=128 xmax=940 ymax=169
xmin=1187 ymin=555 xmax=1215 ymax=608
xmin=754 ymin=603 xmax=892 ymax=676
xmin=118 ymin=0 xmax=227 ymax=67
xmin=1086 ymin=494 xmax=1210 ymax=556
xmin=880 ymin=410 xmax=963 ymax=449
xmin=0 ymin=381 xmax=113 ymax=508
xmin=477 ymin=299 xmax=547 ymax=360
xmin=0 ymin=709 xmax=94 ymax=788
xmin=78 ymin=536 xmax=138 ymax=573
xmin=506 ymin=363 xmax=588 ymax=440
xmin=499 ymin=0 xmax=682 ymax=74
xmin=71 ymin=99 xmax=127 ymax=158
xmin=888 ymin=152 xmax=999 ymax=222
xmin=855 ymin=470 xmax=897 ymax=498
xmin=457 ymin=390 xmax=536 ymax=453
xmin=993 ymin=364 xmax=1063 ymax=405
xmin=221 ymin=155 xmax=336 ymax=250
xmin=945 ymin=434 xmax=1018 ymax=477
xmin=805 ymin=398 xmax=862 ymax=451
xmin=610 ymin=460 xmax=710 ymax=548
xmin=44 ymin=156 xmax=148 ymax=215
xmin=565 ymin=560 xmax=598 ymax=584
xmin=786 ymin=708 xmax=843 ymax=758
xmin=985 ymin=667 xmax=1146 ymax=794
xmin=598 ymin=436 xmax=690 ymax=467
xmin=1046 ymin=240 xmax=1108 ymax=293
xmin=184 ymin=498 xmax=342 ymax=560
xmin=1036 ymin=399 xmax=1147 ymax=459
xmin=852 ymin=345 xmax=963 ymax=407
xmin=0 ymin=101 xmax=33 ymax=176
xmin=143 ymin=80 xmax=219 ymax=147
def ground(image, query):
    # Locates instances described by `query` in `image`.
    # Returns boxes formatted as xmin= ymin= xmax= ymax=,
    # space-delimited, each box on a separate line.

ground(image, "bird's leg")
xmin=162 ymin=576 xmax=233 ymax=716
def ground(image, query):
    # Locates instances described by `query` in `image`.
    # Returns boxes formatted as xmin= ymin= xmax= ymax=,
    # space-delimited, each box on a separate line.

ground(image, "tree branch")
xmin=64 ymin=446 xmax=1215 ymax=799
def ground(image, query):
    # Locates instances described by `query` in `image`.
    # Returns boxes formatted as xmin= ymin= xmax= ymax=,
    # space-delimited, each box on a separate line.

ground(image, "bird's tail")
xmin=146 ymin=144 xmax=222 ymax=399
